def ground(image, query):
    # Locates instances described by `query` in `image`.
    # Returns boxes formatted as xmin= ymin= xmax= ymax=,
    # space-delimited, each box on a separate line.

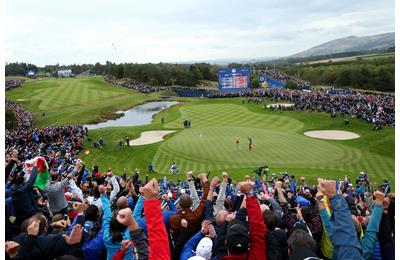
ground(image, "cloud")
xmin=5 ymin=0 xmax=395 ymax=65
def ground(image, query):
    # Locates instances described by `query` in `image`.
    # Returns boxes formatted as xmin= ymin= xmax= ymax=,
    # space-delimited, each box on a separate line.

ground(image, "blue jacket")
xmin=360 ymin=204 xmax=383 ymax=260
xmin=68 ymin=215 xmax=105 ymax=260
xmin=101 ymin=195 xmax=133 ymax=260
xmin=180 ymin=231 xmax=204 ymax=260
xmin=135 ymin=197 xmax=177 ymax=235
xmin=330 ymin=195 xmax=363 ymax=260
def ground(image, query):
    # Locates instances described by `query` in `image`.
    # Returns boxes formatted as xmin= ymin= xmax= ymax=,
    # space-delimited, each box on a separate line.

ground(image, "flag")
xmin=23 ymin=157 xmax=50 ymax=190
xmin=34 ymin=157 xmax=50 ymax=190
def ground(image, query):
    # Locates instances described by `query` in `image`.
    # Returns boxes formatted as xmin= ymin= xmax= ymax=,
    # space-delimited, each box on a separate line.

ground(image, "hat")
xmin=84 ymin=221 xmax=94 ymax=234
xmin=226 ymin=219 xmax=249 ymax=254
xmin=296 ymin=196 xmax=311 ymax=207
xmin=196 ymin=237 xmax=213 ymax=259
xmin=188 ymin=257 xmax=206 ymax=260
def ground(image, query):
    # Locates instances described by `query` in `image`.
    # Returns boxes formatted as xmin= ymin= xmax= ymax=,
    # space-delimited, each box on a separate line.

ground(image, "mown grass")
xmin=6 ymin=77 xmax=394 ymax=188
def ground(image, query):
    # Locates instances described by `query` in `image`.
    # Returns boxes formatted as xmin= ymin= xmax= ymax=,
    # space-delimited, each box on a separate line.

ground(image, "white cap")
xmin=188 ymin=256 xmax=206 ymax=260
xmin=195 ymin=237 xmax=213 ymax=259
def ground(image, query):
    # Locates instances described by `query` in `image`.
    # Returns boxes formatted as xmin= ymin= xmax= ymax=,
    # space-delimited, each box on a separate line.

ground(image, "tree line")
xmin=5 ymin=55 xmax=394 ymax=91
xmin=282 ymin=56 xmax=394 ymax=92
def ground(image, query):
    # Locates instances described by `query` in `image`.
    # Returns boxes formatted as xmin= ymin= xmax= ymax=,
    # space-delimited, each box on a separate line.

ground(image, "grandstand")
xmin=259 ymin=69 xmax=311 ymax=89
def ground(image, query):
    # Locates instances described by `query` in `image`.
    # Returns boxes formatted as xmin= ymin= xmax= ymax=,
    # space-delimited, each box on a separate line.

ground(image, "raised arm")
xmin=191 ymin=173 xmax=210 ymax=219
xmin=360 ymin=191 xmax=384 ymax=260
xmin=318 ymin=179 xmax=363 ymax=260
xmin=215 ymin=172 xmax=228 ymax=214
xmin=116 ymin=207 xmax=149 ymax=260
xmin=187 ymin=171 xmax=200 ymax=210
xmin=238 ymin=181 xmax=266 ymax=260
xmin=107 ymin=172 xmax=120 ymax=202
xmin=141 ymin=178 xmax=170 ymax=260
xmin=20 ymin=166 xmax=38 ymax=192
xmin=99 ymin=185 xmax=112 ymax=238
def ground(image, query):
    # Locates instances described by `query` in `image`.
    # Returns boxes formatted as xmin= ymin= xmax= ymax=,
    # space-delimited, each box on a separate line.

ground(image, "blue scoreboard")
xmin=218 ymin=67 xmax=251 ymax=93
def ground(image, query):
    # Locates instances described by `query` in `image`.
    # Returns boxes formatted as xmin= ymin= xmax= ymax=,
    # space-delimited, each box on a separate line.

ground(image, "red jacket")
xmin=144 ymin=200 xmax=171 ymax=260
xmin=224 ymin=196 xmax=267 ymax=260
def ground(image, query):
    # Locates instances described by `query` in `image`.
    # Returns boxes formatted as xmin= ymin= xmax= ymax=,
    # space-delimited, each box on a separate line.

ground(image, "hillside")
xmin=291 ymin=32 xmax=394 ymax=58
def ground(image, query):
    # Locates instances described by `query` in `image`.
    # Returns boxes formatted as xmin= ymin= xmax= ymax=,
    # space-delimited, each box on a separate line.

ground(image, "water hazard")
xmin=84 ymin=101 xmax=179 ymax=130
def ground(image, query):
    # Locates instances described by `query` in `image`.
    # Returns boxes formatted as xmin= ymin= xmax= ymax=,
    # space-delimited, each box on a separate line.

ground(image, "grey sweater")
xmin=46 ymin=178 xmax=69 ymax=214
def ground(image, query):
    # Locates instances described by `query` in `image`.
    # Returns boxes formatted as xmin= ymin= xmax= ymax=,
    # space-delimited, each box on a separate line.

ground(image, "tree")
xmin=286 ymin=80 xmax=297 ymax=89
xmin=5 ymin=109 xmax=18 ymax=130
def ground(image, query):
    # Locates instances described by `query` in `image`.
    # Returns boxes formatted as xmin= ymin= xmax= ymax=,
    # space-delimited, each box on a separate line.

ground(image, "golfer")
xmin=248 ymin=137 xmax=253 ymax=151
xmin=235 ymin=138 xmax=241 ymax=150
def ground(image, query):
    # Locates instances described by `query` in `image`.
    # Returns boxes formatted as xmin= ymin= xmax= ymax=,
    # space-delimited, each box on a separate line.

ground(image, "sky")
xmin=5 ymin=0 xmax=395 ymax=66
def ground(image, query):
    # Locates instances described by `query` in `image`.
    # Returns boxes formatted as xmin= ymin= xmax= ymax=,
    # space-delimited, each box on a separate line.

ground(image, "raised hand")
xmin=186 ymin=171 xmax=193 ymax=180
xmin=139 ymin=178 xmax=160 ymax=200
xmin=198 ymin=173 xmax=208 ymax=183
xmin=317 ymin=178 xmax=337 ymax=198
xmin=222 ymin=171 xmax=229 ymax=181
xmin=27 ymin=220 xmax=40 ymax=236
xmin=98 ymin=185 xmax=107 ymax=194
xmin=117 ymin=208 xmax=138 ymax=231
xmin=238 ymin=181 xmax=254 ymax=194
xmin=73 ymin=202 xmax=88 ymax=213
xmin=120 ymin=240 xmax=131 ymax=252
xmin=63 ymin=224 xmax=83 ymax=245
xmin=210 ymin=176 xmax=220 ymax=189
xmin=374 ymin=191 xmax=385 ymax=205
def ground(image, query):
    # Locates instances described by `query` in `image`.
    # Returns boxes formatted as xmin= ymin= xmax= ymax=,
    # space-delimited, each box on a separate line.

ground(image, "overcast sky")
xmin=5 ymin=0 xmax=395 ymax=66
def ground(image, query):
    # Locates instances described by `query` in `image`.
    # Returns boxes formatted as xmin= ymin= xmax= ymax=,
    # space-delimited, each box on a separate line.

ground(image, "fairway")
xmin=6 ymin=77 xmax=394 ymax=187
xmin=5 ymin=77 xmax=157 ymax=127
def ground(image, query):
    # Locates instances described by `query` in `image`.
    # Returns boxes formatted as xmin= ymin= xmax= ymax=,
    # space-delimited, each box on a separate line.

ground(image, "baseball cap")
xmin=296 ymin=196 xmax=311 ymax=207
xmin=196 ymin=237 xmax=213 ymax=259
xmin=226 ymin=219 xmax=250 ymax=254
xmin=83 ymin=221 xmax=94 ymax=235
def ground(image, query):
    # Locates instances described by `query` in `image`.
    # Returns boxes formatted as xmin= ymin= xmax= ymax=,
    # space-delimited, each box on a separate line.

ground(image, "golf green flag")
xmin=34 ymin=157 xmax=50 ymax=190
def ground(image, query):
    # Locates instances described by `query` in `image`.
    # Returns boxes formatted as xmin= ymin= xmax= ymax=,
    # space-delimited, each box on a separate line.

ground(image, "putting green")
xmin=153 ymin=126 xmax=347 ymax=172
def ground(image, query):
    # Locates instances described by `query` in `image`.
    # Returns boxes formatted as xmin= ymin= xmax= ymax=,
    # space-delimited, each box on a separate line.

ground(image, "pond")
xmin=84 ymin=101 xmax=179 ymax=130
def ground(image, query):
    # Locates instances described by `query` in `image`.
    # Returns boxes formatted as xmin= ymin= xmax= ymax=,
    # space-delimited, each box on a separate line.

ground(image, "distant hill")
xmin=291 ymin=32 xmax=394 ymax=58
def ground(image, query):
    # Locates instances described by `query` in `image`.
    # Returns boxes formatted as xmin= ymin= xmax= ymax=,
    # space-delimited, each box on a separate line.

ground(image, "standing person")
xmin=161 ymin=117 xmax=164 ymax=124
xmin=248 ymin=137 xmax=253 ymax=151
xmin=126 ymin=137 xmax=130 ymax=147
xmin=235 ymin=138 xmax=241 ymax=151
xmin=148 ymin=163 xmax=154 ymax=174
xmin=170 ymin=162 xmax=178 ymax=175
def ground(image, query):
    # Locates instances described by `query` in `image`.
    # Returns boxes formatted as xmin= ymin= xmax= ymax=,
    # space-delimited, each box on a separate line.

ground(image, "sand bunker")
xmin=129 ymin=130 xmax=176 ymax=146
xmin=266 ymin=103 xmax=294 ymax=108
xmin=304 ymin=130 xmax=360 ymax=140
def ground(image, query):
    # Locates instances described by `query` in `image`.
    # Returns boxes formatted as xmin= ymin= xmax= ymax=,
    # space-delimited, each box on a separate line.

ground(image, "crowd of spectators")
xmin=104 ymin=75 xmax=166 ymax=94
xmin=259 ymin=70 xmax=311 ymax=89
xmin=4 ymin=151 xmax=395 ymax=260
xmin=5 ymin=79 xmax=25 ymax=91
xmin=208 ymin=88 xmax=395 ymax=129
xmin=5 ymin=100 xmax=34 ymax=129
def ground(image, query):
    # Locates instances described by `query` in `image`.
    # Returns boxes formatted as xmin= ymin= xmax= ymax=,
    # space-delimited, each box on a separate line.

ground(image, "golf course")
xmin=6 ymin=76 xmax=395 ymax=187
